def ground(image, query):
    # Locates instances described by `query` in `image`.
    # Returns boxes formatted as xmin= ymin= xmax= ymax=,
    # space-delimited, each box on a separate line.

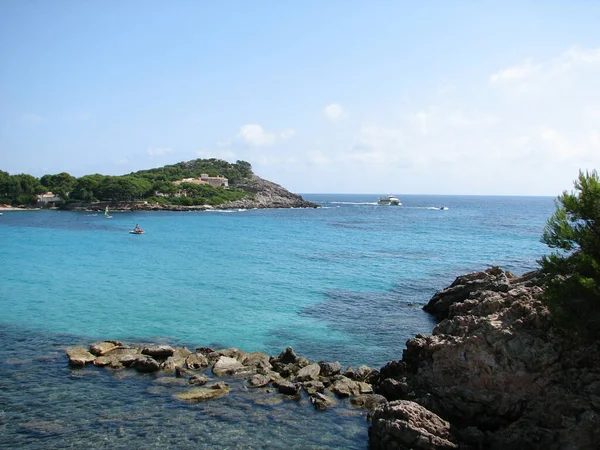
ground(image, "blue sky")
xmin=1 ymin=1 xmax=599 ymax=195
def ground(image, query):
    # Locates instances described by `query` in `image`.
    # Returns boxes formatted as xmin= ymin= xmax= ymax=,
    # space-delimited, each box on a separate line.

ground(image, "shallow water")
xmin=0 ymin=194 xmax=555 ymax=447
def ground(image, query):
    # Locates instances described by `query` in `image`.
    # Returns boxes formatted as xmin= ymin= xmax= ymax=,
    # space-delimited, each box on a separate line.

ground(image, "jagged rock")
xmin=173 ymin=385 xmax=230 ymax=402
xmin=242 ymin=351 xmax=271 ymax=368
xmin=209 ymin=348 xmax=248 ymax=362
xmin=278 ymin=347 xmax=298 ymax=364
xmin=141 ymin=345 xmax=174 ymax=359
xmin=247 ymin=374 xmax=271 ymax=388
xmin=188 ymin=374 xmax=210 ymax=385
xmin=356 ymin=365 xmax=375 ymax=382
xmin=302 ymin=380 xmax=325 ymax=395
xmin=185 ymin=352 xmax=209 ymax=370
xmin=219 ymin=175 xmax=318 ymax=210
xmin=344 ymin=366 xmax=356 ymax=379
xmin=160 ymin=347 xmax=192 ymax=371
xmin=319 ymin=361 xmax=342 ymax=377
xmin=277 ymin=381 xmax=300 ymax=396
xmin=330 ymin=376 xmax=361 ymax=397
xmin=66 ymin=347 xmax=96 ymax=367
xmin=212 ymin=356 xmax=249 ymax=376
xmin=369 ymin=400 xmax=458 ymax=449
xmin=131 ymin=356 xmax=160 ymax=373
xmin=93 ymin=348 xmax=141 ymax=368
xmin=350 ymin=394 xmax=387 ymax=410
xmin=296 ymin=363 xmax=321 ymax=381
xmin=89 ymin=340 xmax=122 ymax=356
xmin=372 ymin=267 xmax=600 ymax=448
xmin=310 ymin=393 xmax=336 ymax=411
xmin=357 ymin=381 xmax=374 ymax=394
xmin=195 ymin=346 xmax=214 ymax=356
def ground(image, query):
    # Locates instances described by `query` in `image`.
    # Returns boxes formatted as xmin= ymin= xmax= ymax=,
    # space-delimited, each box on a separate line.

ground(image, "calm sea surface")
xmin=0 ymin=194 xmax=555 ymax=448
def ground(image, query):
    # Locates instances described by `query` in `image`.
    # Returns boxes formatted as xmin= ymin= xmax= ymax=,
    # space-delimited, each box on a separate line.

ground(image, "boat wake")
xmin=329 ymin=201 xmax=378 ymax=205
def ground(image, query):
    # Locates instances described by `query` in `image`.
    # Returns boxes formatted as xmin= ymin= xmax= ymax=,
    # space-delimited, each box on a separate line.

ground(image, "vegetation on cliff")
xmin=540 ymin=169 xmax=600 ymax=338
xmin=0 ymin=159 xmax=254 ymax=207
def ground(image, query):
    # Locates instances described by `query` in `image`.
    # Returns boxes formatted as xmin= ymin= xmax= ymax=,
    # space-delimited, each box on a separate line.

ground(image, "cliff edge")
xmin=369 ymin=267 xmax=600 ymax=449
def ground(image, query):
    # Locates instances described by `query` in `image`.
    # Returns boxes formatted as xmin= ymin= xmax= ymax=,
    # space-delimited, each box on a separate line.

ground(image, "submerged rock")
xmin=66 ymin=347 xmax=96 ymax=367
xmin=173 ymin=385 xmax=230 ymax=402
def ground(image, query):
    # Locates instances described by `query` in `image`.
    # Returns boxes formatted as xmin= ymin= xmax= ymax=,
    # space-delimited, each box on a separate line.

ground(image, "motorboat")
xmin=377 ymin=195 xmax=402 ymax=206
xmin=129 ymin=229 xmax=145 ymax=235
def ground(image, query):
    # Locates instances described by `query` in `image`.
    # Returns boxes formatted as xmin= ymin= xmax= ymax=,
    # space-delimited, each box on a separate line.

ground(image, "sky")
xmin=1 ymin=1 xmax=599 ymax=195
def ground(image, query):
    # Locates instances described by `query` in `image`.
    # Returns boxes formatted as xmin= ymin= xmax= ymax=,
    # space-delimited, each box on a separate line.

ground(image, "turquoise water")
xmin=0 ymin=194 xmax=555 ymax=448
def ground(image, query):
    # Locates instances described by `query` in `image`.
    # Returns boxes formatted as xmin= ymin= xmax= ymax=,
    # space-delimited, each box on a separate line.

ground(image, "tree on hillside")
xmin=539 ymin=169 xmax=600 ymax=338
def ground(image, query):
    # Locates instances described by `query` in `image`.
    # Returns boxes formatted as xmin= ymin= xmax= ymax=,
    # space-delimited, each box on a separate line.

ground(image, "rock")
xmin=372 ymin=267 xmax=600 ymax=448
xmin=175 ymin=366 xmax=189 ymax=377
xmin=185 ymin=352 xmax=209 ymax=370
xmin=173 ymin=385 xmax=230 ymax=402
xmin=218 ymin=175 xmax=318 ymax=210
xmin=207 ymin=348 xmax=248 ymax=364
xmin=247 ymin=374 xmax=271 ymax=388
xmin=141 ymin=345 xmax=174 ymax=359
xmin=310 ymin=393 xmax=336 ymax=411
xmin=131 ymin=356 xmax=160 ymax=373
xmin=356 ymin=365 xmax=375 ymax=382
xmin=242 ymin=351 xmax=271 ymax=368
xmin=89 ymin=340 xmax=122 ymax=356
xmin=212 ymin=356 xmax=247 ymax=376
xmin=66 ymin=347 xmax=96 ymax=367
xmin=160 ymin=347 xmax=192 ymax=371
xmin=195 ymin=346 xmax=214 ymax=356
xmin=369 ymin=400 xmax=458 ymax=449
xmin=319 ymin=361 xmax=342 ymax=377
xmin=296 ymin=363 xmax=321 ymax=381
xmin=277 ymin=381 xmax=300 ymax=396
xmin=189 ymin=374 xmax=210 ymax=385
xmin=278 ymin=347 xmax=298 ymax=364
xmin=93 ymin=348 xmax=141 ymax=368
xmin=350 ymin=394 xmax=387 ymax=410
xmin=302 ymin=380 xmax=325 ymax=395
xmin=330 ymin=376 xmax=360 ymax=397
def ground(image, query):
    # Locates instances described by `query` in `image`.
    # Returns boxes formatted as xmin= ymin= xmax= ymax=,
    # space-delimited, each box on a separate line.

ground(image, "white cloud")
xmin=237 ymin=124 xmax=295 ymax=146
xmin=490 ymin=59 xmax=539 ymax=84
xmin=323 ymin=103 xmax=345 ymax=121
xmin=238 ymin=124 xmax=276 ymax=146
xmin=147 ymin=147 xmax=173 ymax=157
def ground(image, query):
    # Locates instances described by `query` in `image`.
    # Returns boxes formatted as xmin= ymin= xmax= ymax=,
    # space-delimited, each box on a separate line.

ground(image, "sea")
xmin=0 ymin=194 xmax=555 ymax=449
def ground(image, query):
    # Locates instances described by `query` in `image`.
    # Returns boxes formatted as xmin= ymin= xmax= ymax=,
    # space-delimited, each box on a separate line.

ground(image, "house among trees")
xmin=37 ymin=192 xmax=62 ymax=205
xmin=172 ymin=174 xmax=228 ymax=188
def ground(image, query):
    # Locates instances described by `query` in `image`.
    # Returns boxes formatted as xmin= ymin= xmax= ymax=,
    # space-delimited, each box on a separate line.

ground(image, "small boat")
xmin=377 ymin=195 xmax=402 ymax=206
xmin=129 ymin=230 xmax=145 ymax=235
xmin=104 ymin=206 xmax=112 ymax=219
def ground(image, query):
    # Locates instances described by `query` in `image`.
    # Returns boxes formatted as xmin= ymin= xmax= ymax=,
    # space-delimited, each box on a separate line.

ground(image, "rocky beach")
xmin=64 ymin=266 xmax=600 ymax=449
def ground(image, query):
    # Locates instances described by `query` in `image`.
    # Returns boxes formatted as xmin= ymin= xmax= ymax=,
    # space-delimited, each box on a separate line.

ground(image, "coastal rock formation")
xmin=370 ymin=266 xmax=600 ymax=449
xmin=218 ymin=175 xmax=318 ymax=210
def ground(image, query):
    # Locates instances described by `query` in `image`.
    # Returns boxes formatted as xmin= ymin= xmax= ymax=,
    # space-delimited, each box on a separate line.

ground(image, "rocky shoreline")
xmin=65 ymin=266 xmax=600 ymax=449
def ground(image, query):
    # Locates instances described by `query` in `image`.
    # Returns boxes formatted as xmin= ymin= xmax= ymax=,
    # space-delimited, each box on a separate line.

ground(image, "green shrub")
xmin=539 ymin=170 xmax=600 ymax=338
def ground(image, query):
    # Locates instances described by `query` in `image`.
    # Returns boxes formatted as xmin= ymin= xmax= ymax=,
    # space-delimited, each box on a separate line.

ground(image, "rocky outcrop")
xmin=370 ymin=266 xmax=600 ymax=449
xmin=219 ymin=175 xmax=318 ymax=209
xmin=369 ymin=400 xmax=458 ymax=449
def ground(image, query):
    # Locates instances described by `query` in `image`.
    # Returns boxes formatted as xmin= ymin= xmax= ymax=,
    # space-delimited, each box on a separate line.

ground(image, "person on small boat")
xmin=134 ymin=224 xmax=142 ymax=232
